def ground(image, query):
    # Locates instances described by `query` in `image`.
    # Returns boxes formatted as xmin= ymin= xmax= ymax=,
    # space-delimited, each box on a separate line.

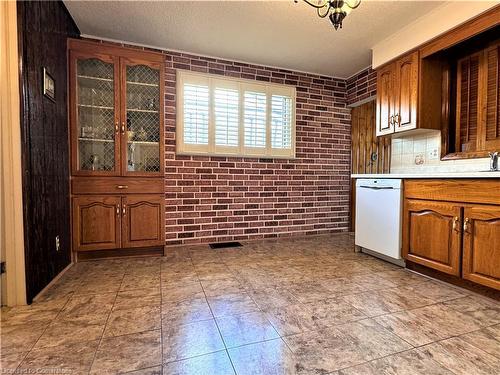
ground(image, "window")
xmin=177 ymin=71 xmax=295 ymax=158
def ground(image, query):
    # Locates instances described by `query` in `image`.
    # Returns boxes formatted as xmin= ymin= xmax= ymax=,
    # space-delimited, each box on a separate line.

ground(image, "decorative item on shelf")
xmin=136 ymin=127 xmax=148 ymax=141
xmin=146 ymin=98 xmax=156 ymax=110
xmin=127 ymin=130 xmax=135 ymax=141
xmin=296 ymin=0 xmax=361 ymax=30
xmin=81 ymin=125 xmax=94 ymax=138
xmin=89 ymin=154 xmax=99 ymax=171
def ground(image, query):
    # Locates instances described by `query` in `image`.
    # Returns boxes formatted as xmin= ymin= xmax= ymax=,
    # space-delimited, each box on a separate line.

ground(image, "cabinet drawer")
xmin=72 ymin=177 xmax=163 ymax=194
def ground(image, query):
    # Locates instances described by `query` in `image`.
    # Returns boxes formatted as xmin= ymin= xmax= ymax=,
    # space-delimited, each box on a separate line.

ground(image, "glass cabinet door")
xmin=122 ymin=60 xmax=162 ymax=175
xmin=73 ymin=54 xmax=119 ymax=174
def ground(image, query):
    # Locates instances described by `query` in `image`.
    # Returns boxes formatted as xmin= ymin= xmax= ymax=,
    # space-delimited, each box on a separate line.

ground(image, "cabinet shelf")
xmin=79 ymin=137 xmax=114 ymax=143
xmin=128 ymin=140 xmax=158 ymax=146
xmin=126 ymin=81 xmax=158 ymax=87
xmin=127 ymin=108 xmax=159 ymax=114
xmin=78 ymin=104 xmax=114 ymax=110
xmin=77 ymin=75 xmax=113 ymax=82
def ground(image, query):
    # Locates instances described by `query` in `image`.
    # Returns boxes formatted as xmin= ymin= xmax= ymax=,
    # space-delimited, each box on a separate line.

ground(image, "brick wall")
xmin=346 ymin=66 xmax=377 ymax=106
xmin=86 ymin=39 xmax=352 ymax=246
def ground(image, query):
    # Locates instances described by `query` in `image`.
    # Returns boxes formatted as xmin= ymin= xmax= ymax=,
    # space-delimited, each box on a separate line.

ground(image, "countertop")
xmin=351 ymin=172 xmax=500 ymax=179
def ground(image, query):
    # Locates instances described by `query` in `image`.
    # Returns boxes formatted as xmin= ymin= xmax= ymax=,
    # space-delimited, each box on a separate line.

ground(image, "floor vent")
xmin=209 ymin=241 xmax=243 ymax=249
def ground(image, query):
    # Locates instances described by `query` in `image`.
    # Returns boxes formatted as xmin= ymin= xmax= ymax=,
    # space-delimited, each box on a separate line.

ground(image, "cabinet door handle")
xmin=122 ymin=205 xmax=126 ymax=215
xmin=452 ymin=216 xmax=460 ymax=232
xmin=116 ymin=185 xmax=128 ymax=189
xmin=463 ymin=218 xmax=470 ymax=233
xmin=121 ymin=122 xmax=125 ymax=133
xmin=394 ymin=113 xmax=400 ymax=125
xmin=389 ymin=115 xmax=394 ymax=126
xmin=116 ymin=205 xmax=120 ymax=216
xmin=115 ymin=121 xmax=119 ymax=134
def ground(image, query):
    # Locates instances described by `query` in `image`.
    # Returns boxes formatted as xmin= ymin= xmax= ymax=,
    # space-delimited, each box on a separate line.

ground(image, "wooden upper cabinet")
xmin=402 ymin=199 xmax=462 ymax=276
xmin=376 ymin=63 xmax=395 ymax=136
xmin=462 ymin=205 xmax=500 ymax=290
xmin=72 ymin=196 xmax=121 ymax=251
xmin=122 ymin=195 xmax=164 ymax=248
xmin=68 ymin=39 xmax=164 ymax=177
xmin=70 ymin=51 xmax=121 ymax=176
xmin=454 ymin=40 xmax=500 ymax=156
xmin=394 ymin=52 xmax=419 ymax=132
xmin=376 ymin=52 xmax=419 ymax=136
xmin=121 ymin=57 xmax=164 ymax=177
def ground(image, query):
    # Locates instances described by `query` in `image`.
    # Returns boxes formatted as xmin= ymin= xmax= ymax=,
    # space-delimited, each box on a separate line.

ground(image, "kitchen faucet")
xmin=489 ymin=151 xmax=499 ymax=171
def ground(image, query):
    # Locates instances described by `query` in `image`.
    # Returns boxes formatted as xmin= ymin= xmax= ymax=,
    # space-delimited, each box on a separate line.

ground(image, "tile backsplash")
xmin=391 ymin=130 xmax=491 ymax=173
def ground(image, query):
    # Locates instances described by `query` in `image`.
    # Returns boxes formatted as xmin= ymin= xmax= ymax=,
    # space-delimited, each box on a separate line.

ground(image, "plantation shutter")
xmin=214 ymin=82 xmax=239 ymax=150
xmin=244 ymin=89 xmax=267 ymax=150
xmin=271 ymin=94 xmax=293 ymax=150
xmin=183 ymin=83 xmax=209 ymax=145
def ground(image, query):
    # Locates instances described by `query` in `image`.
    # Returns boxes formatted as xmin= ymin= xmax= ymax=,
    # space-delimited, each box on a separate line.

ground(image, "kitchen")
xmin=1 ymin=1 xmax=499 ymax=374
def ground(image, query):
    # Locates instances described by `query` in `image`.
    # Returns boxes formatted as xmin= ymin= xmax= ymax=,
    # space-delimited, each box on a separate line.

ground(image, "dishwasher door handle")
xmin=358 ymin=185 xmax=394 ymax=190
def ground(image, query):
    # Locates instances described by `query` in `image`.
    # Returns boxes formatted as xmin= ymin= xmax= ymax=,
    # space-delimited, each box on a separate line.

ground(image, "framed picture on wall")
xmin=43 ymin=67 xmax=55 ymax=101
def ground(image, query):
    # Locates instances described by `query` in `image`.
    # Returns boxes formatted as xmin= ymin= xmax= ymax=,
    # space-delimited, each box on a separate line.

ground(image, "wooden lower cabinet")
xmin=72 ymin=196 xmax=121 ymax=251
xmin=73 ymin=194 xmax=164 ymax=252
xmin=403 ymin=199 xmax=462 ymax=276
xmin=462 ymin=205 xmax=500 ymax=290
xmin=122 ymin=195 xmax=165 ymax=248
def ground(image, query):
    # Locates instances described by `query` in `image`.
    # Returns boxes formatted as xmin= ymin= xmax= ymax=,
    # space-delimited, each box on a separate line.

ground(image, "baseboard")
xmin=32 ymin=262 xmax=74 ymax=302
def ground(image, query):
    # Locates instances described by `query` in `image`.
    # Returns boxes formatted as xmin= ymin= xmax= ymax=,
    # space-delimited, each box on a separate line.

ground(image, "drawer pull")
xmin=116 ymin=185 xmax=129 ymax=189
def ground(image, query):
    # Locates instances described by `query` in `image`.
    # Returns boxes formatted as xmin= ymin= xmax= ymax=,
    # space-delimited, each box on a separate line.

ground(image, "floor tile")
xmin=124 ymin=366 xmax=162 ymax=374
xmin=91 ymin=330 xmax=162 ymax=374
xmin=201 ymin=278 xmax=245 ymax=297
xmin=305 ymin=298 xmax=367 ymax=327
xmin=401 ymin=280 xmax=468 ymax=303
xmin=263 ymin=303 xmax=325 ymax=336
xmin=284 ymin=319 xmax=412 ymax=373
xmin=34 ymin=319 xmax=105 ymax=349
xmin=207 ymin=292 xmax=260 ymax=317
xmin=114 ymin=288 xmax=161 ymax=311
xmin=104 ymin=305 xmax=161 ymax=337
xmin=460 ymin=324 xmax=500 ymax=358
xmin=419 ymin=337 xmax=500 ymax=375
xmin=342 ymin=288 xmax=434 ymax=317
xmin=161 ymin=283 xmax=205 ymax=303
xmin=19 ymin=340 xmax=98 ymax=375
xmin=162 ymin=319 xmax=225 ymax=363
xmin=58 ymin=293 xmax=116 ymax=324
xmin=378 ymin=269 xmax=430 ymax=287
xmin=163 ymin=350 xmax=235 ymax=375
xmin=228 ymin=338 xmax=296 ymax=375
xmin=0 ymin=321 xmax=47 ymax=354
xmin=339 ymin=349 xmax=454 ymax=375
xmin=162 ymin=298 xmax=213 ymax=325
xmin=442 ymin=295 xmax=500 ymax=326
xmin=216 ymin=311 xmax=279 ymax=348
xmin=0 ymin=351 xmax=27 ymax=373
xmin=121 ymin=274 xmax=161 ymax=291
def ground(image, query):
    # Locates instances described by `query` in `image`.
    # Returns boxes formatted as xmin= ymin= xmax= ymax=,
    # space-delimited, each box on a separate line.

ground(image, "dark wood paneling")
xmin=17 ymin=1 xmax=79 ymax=302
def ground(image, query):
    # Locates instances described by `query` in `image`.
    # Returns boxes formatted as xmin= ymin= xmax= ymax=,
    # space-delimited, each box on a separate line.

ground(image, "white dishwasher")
xmin=355 ymin=178 xmax=404 ymax=266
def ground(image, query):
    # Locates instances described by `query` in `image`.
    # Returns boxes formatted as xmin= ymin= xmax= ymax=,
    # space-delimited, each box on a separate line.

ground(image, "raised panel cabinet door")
xmin=402 ymin=199 xmax=462 ymax=276
xmin=394 ymin=51 xmax=419 ymax=132
xmin=462 ymin=205 xmax=500 ymax=290
xmin=120 ymin=57 xmax=164 ymax=177
xmin=122 ymin=195 xmax=164 ymax=248
xmin=376 ymin=63 xmax=395 ymax=136
xmin=69 ymin=50 xmax=121 ymax=176
xmin=72 ymin=196 xmax=121 ymax=251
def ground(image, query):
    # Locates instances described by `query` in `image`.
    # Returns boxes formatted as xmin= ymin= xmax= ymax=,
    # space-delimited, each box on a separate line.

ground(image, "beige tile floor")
xmin=1 ymin=233 xmax=499 ymax=374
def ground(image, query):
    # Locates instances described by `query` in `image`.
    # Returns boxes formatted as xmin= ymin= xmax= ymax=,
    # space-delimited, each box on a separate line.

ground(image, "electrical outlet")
xmin=428 ymin=148 xmax=439 ymax=160
xmin=55 ymin=235 xmax=60 ymax=252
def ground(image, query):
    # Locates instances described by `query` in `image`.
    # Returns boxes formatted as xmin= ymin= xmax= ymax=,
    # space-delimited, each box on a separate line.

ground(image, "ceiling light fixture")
xmin=296 ymin=0 xmax=361 ymax=30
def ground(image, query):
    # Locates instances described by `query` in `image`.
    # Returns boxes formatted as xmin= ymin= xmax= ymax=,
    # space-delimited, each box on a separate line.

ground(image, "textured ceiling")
xmin=64 ymin=0 xmax=446 ymax=78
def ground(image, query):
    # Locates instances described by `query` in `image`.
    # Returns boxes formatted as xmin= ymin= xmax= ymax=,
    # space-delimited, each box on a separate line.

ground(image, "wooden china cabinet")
xmin=68 ymin=39 xmax=165 ymax=256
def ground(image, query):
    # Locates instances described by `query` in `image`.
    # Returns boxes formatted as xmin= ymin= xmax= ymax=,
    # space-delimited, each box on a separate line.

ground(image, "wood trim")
xmin=420 ymin=6 xmax=500 ymax=58
xmin=1 ymin=0 xmax=27 ymax=306
xmin=68 ymin=38 xmax=164 ymax=62
xmin=76 ymin=246 xmax=163 ymax=261
xmin=71 ymin=177 xmax=163 ymax=195
xmin=404 ymin=179 xmax=500 ymax=206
